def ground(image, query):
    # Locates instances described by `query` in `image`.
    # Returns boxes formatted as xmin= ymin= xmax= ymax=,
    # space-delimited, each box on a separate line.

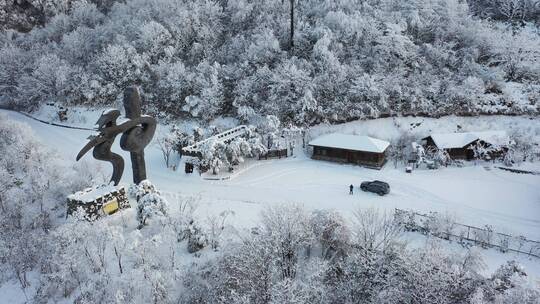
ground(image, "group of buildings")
xmin=180 ymin=124 xmax=511 ymax=172
xmin=308 ymin=130 xmax=510 ymax=169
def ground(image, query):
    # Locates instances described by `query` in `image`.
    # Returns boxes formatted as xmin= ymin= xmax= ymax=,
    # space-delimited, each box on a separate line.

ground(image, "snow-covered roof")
xmin=427 ymin=133 xmax=478 ymax=149
xmin=309 ymin=133 xmax=390 ymax=153
xmin=426 ymin=131 xmax=510 ymax=149
xmin=68 ymin=184 xmax=122 ymax=203
xmin=183 ymin=125 xmax=248 ymax=155
xmin=473 ymin=131 xmax=510 ymax=146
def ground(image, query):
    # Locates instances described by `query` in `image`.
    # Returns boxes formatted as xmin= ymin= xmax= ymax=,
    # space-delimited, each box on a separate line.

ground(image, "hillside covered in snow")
xmin=1 ymin=0 xmax=539 ymax=125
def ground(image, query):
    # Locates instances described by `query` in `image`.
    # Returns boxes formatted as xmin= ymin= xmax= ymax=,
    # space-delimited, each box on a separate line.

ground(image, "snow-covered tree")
xmin=310 ymin=210 xmax=350 ymax=259
xmin=199 ymin=138 xmax=228 ymax=175
xmin=225 ymin=137 xmax=252 ymax=166
xmin=352 ymin=208 xmax=403 ymax=253
xmin=183 ymin=61 xmax=224 ymax=120
xmin=170 ymin=126 xmax=194 ymax=157
xmin=260 ymin=204 xmax=313 ymax=279
xmin=155 ymin=131 xmax=176 ymax=168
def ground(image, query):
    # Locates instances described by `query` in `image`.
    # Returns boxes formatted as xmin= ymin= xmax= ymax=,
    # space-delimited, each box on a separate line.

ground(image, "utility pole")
xmin=289 ymin=0 xmax=294 ymax=49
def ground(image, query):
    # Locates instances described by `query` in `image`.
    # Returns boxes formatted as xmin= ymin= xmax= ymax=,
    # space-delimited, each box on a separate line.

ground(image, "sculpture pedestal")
xmin=67 ymin=185 xmax=130 ymax=221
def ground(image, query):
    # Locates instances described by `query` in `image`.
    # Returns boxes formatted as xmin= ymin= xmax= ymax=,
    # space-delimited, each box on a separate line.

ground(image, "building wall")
xmin=447 ymin=147 xmax=473 ymax=160
xmin=312 ymin=146 xmax=386 ymax=169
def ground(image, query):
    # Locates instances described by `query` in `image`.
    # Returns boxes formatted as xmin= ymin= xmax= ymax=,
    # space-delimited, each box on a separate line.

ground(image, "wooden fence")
xmin=394 ymin=208 xmax=540 ymax=258
xmin=258 ymin=148 xmax=288 ymax=160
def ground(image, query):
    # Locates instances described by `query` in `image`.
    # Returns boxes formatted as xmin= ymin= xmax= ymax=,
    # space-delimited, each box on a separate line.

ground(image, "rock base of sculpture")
xmin=67 ymin=185 xmax=130 ymax=221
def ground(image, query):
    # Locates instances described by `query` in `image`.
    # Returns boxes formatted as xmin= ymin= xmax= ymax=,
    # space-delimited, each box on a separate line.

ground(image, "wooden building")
xmin=422 ymin=131 xmax=510 ymax=161
xmin=309 ymin=133 xmax=390 ymax=169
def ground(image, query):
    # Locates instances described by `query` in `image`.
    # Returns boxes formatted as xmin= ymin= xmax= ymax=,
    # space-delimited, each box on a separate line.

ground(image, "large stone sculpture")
xmin=76 ymin=87 xmax=156 ymax=185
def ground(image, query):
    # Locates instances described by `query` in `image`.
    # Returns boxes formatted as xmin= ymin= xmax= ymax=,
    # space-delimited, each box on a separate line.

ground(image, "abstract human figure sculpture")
xmin=76 ymin=87 xmax=156 ymax=185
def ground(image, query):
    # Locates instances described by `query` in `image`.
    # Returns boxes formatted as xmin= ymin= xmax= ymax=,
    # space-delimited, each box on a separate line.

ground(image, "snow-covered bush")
xmin=247 ymin=133 xmax=268 ymax=157
xmin=186 ymin=220 xmax=207 ymax=254
xmin=425 ymin=146 xmax=450 ymax=167
xmin=474 ymin=225 xmax=495 ymax=249
xmin=310 ymin=210 xmax=350 ymax=259
xmin=352 ymin=208 xmax=403 ymax=252
xmin=423 ymin=212 xmax=457 ymax=240
xmin=131 ymin=180 xmax=169 ymax=228
xmin=491 ymin=260 xmax=528 ymax=292
xmin=169 ymin=194 xmax=199 ymax=242
xmin=254 ymin=115 xmax=281 ymax=149
xmin=507 ymin=132 xmax=540 ymax=164
xmin=225 ymin=137 xmax=252 ymax=166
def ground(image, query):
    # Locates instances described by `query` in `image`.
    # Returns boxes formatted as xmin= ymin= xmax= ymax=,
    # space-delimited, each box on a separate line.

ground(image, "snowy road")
xmin=3 ymin=109 xmax=540 ymax=241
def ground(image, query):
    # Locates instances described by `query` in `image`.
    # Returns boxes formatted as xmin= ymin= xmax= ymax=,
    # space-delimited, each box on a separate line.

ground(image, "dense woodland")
xmin=0 ymin=0 xmax=539 ymax=127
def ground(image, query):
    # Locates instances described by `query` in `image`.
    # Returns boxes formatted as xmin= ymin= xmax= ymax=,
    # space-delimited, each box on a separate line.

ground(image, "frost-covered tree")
xmin=352 ymin=208 xmax=403 ymax=253
xmin=199 ymin=138 xmax=228 ymax=174
xmin=225 ymin=137 xmax=252 ymax=166
xmin=260 ymin=204 xmax=313 ymax=279
xmin=183 ymin=61 xmax=224 ymax=120
xmin=310 ymin=210 xmax=350 ymax=259
xmin=155 ymin=130 xmax=177 ymax=168
xmin=169 ymin=126 xmax=194 ymax=157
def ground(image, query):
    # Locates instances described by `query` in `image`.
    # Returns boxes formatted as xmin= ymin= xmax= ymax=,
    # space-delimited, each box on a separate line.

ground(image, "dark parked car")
xmin=360 ymin=180 xmax=390 ymax=196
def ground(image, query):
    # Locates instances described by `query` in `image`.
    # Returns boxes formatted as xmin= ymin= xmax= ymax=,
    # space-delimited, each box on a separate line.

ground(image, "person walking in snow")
xmin=349 ymin=184 xmax=354 ymax=195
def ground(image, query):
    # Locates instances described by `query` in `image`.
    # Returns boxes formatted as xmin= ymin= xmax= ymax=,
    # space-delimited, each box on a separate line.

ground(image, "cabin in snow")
xmin=422 ymin=131 xmax=510 ymax=160
xmin=309 ymin=133 xmax=390 ymax=169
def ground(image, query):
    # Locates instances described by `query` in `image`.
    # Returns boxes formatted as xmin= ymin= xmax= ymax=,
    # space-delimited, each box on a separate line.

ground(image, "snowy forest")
xmin=1 ymin=0 xmax=540 ymax=303
xmin=1 ymin=0 xmax=539 ymax=126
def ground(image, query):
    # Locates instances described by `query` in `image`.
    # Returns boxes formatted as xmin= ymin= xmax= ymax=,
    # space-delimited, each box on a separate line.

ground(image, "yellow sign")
xmin=103 ymin=198 xmax=119 ymax=215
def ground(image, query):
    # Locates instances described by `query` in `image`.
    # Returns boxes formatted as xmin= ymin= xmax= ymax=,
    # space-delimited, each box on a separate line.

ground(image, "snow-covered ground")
xmin=2 ymin=109 xmax=540 ymax=281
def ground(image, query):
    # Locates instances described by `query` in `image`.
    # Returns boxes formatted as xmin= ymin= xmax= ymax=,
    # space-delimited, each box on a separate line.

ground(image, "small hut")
xmin=422 ymin=131 xmax=510 ymax=160
xmin=309 ymin=133 xmax=390 ymax=169
xmin=67 ymin=185 xmax=130 ymax=220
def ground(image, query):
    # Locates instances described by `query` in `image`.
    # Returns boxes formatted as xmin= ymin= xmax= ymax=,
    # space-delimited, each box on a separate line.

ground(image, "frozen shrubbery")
xmin=129 ymin=180 xmax=169 ymax=228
